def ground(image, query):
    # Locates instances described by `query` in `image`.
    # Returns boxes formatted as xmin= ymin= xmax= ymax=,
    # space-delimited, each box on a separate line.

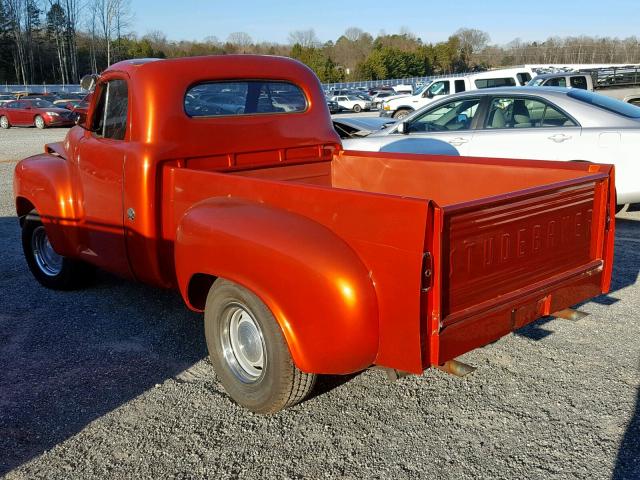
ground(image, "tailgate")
xmin=430 ymin=171 xmax=614 ymax=365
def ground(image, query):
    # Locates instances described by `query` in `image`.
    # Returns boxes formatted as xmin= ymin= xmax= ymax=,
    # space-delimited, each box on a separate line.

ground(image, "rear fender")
xmin=13 ymin=153 xmax=79 ymax=256
xmin=175 ymin=198 xmax=379 ymax=374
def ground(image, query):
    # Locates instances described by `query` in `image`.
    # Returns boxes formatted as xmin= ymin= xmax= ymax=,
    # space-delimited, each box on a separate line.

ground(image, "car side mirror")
xmin=397 ymin=122 xmax=408 ymax=134
xmin=75 ymin=112 xmax=87 ymax=127
xmin=426 ymin=91 xmax=434 ymax=99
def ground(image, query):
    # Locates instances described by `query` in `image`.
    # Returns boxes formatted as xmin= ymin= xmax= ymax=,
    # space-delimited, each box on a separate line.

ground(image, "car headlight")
xmin=45 ymin=111 xmax=60 ymax=116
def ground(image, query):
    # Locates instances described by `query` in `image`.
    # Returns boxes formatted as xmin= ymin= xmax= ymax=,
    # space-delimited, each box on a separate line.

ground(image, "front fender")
xmin=175 ymin=198 xmax=379 ymax=375
xmin=13 ymin=154 xmax=79 ymax=256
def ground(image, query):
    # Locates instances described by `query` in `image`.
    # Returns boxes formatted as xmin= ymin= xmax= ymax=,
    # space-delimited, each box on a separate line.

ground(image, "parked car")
xmin=327 ymin=99 xmax=342 ymax=114
xmin=0 ymin=99 xmax=76 ymax=129
xmin=344 ymin=86 xmax=640 ymax=206
xmin=331 ymin=94 xmax=372 ymax=112
xmin=528 ymin=67 xmax=640 ymax=106
xmin=371 ymin=91 xmax=400 ymax=109
xmin=332 ymin=116 xmax=395 ymax=138
xmin=380 ymin=67 xmax=534 ymax=119
xmin=13 ymin=56 xmax=615 ymax=415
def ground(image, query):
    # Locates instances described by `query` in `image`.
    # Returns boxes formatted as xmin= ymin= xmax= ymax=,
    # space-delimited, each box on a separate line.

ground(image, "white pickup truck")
xmin=528 ymin=67 xmax=640 ymax=106
xmin=380 ymin=67 xmax=534 ymax=119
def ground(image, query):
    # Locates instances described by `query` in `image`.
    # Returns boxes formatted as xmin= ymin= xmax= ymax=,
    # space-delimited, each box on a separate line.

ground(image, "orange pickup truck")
xmin=13 ymin=56 xmax=615 ymax=413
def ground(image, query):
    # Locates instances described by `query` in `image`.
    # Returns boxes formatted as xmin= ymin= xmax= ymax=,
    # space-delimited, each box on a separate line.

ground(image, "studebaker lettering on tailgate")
xmin=13 ymin=55 xmax=615 ymax=414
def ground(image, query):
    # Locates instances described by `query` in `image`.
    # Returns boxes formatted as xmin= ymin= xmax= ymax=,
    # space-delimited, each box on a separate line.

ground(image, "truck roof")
xmin=99 ymin=55 xmax=340 ymax=155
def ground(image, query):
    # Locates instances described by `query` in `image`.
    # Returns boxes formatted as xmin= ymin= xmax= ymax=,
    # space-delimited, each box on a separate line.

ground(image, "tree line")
xmin=1 ymin=3 xmax=639 ymax=86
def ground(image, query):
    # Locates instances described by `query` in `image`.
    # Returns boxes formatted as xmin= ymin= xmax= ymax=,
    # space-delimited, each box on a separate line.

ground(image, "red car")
xmin=0 ymin=99 xmax=76 ymax=129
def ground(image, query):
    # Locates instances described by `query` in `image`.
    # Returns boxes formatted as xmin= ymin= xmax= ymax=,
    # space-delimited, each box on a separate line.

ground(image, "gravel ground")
xmin=0 ymin=135 xmax=638 ymax=480
xmin=0 ymin=127 xmax=69 ymax=161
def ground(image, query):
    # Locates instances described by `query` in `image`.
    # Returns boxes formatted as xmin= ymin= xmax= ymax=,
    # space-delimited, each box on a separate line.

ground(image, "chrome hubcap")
xmin=1 ymin=117 xmax=7 ymax=127
xmin=35 ymin=117 xmax=44 ymax=128
xmin=32 ymin=226 xmax=63 ymax=276
xmin=221 ymin=304 xmax=266 ymax=383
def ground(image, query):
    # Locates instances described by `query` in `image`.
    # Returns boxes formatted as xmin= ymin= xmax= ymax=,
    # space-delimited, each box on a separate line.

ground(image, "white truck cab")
xmin=380 ymin=67 xmax=534 ymax=119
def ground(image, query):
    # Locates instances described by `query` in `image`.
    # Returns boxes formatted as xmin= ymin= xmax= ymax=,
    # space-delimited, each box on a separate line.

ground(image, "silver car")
xmin=343 ymin=87 xmax=640 ymax=206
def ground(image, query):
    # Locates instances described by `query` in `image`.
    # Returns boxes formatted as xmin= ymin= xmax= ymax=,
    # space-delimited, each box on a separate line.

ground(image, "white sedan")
xmin=343 ymin=87 xmax=640 ymax=206
xmin=331 ymin=95 xmax=372 ymax=113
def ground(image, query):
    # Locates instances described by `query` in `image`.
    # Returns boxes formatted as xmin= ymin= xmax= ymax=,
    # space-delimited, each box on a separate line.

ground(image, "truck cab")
xmin=381 ymin=67 xmax=534 ymax=119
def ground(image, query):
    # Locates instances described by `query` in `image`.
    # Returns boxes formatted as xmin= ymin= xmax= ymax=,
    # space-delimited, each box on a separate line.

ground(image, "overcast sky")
xmin=130 ymin=0 xmax=639 ymax=45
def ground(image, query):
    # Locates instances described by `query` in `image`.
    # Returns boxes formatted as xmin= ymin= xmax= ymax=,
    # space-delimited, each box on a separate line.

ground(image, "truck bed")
xmin=163 ymin=150 xmax=614 ymax=373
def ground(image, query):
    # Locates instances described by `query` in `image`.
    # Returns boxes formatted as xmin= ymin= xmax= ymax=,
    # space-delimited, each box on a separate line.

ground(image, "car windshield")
xmin=30 ymin=100 xmax=54 ymax=108
xmin=346 ymin=96 xmax=361 ymax=101
xmin=412 ymin=84 xmax=430 ymax=96
xmin=528 ymin=78 xmax=546 ymax=86
xmin=567 ymin=89 xmax=640 ymax=118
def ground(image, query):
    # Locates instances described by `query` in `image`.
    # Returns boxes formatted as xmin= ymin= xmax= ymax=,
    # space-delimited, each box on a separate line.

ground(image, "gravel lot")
xmin=0 ymin=132 xmax=638 ymax=479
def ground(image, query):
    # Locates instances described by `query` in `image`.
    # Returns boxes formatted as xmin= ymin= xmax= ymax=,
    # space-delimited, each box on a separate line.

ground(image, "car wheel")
xmin=204 ymin=279 xmax=316 ymax=414
xmin=353 ymin=104 xmax=362 ymax=113
xmin=629 ymin=99 xmax=640 ymax=107
xmin=393 ymin=109 xmax=412 ymax=119
xmin=0 ymin=115 xmax=10 ymax=129
xmin=21 ymin=211 xmax=95 ymax=290
xmin=34 ymin=115 xmax=45 ymax=129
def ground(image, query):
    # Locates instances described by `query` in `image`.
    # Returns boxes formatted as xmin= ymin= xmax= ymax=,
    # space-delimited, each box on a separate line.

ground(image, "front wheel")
xmin=34 ymin=115 xmax=45 ymax=129
xmin=0 ymin=115 xmax=10 ymax=129
xmin=393 ymin=109 xmax=412 ymax=119
xmin=21 ymin=212 xmax=94 ymax=290
xmin=352 ymin=104 xmax=362 ymax=113
xmin=204 ymin=279 xmax=316 ymax=414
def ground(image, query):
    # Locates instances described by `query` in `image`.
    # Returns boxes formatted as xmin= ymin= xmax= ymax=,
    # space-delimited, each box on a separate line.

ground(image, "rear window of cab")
xmin=185 ymin=80 xmax=307 ymax=117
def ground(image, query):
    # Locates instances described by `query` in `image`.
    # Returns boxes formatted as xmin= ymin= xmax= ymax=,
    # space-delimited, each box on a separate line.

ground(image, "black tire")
xmin=0 ymin=115 xmax=10 ymax=129
xmin=353 ymin=104 xmax=362 ymax=113
xmin=393 ymin=109 xmax=412 ymax=119
xmin=21 ymin=212 xmax=94 ymax=290
xmin=204 ymin=279 xmax=316 ymax=414
xmin=34 ymin=115 xmax=45 ymax=129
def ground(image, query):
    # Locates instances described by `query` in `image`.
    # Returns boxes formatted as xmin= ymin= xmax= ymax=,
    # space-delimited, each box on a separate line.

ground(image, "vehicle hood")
xmin=333 ymin=117 xmax=395 ymax=133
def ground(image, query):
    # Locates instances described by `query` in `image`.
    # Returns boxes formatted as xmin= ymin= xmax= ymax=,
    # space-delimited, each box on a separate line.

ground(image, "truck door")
xmin=74 ymin=76 xmax=131 ymax=277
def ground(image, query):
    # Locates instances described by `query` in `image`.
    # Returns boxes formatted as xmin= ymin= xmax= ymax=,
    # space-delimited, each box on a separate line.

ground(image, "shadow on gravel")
xmin=516 ymin=217 xmax=640 ymax=342
xmin=613 ymin=384 xmax=640 ymax=479
xmin=0 ymin=216 xmax=208 ymax=475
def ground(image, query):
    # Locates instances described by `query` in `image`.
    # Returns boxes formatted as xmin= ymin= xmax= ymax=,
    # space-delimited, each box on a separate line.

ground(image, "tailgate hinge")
xmin=421 ymin=252 xmax=433 ymax=293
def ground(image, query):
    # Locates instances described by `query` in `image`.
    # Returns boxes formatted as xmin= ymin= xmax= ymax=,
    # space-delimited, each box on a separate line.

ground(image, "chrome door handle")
xmin=548 ymin=133 xmax=571 ymax=142
xmin=449 ymin=137 xmax=469 ymax=146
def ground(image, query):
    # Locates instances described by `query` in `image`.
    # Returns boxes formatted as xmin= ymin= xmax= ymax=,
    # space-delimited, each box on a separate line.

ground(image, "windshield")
xmin=528 ymin=77 xmax=546 ymax=86
xmin=567 ymin=89 xmax=640 ymax=118
xmin=412 ymin=83 xmax=431 ymax=96
xmin=29 ymin=100 xmax=54 ymax=108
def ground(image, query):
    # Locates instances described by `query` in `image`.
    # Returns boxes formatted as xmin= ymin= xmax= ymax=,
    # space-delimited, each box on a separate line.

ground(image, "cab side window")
xmin=570 ymin=76 xmax=588 ymax=90
xmin=91 ymin=79 xmax=128 ymax=140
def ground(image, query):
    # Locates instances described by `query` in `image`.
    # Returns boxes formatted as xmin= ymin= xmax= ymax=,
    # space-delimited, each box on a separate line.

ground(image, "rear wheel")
xmin=0 ymin=116 xmax=9 ymax=129
xmin=204 ymin=279 xmax=316 ymax=413
xmin=34 ymin=115 xmax=45 ymax=129
xmin=21 ymin=212 xmax=94 ymax=290
xmin=353 ymin=104 xmax=362 ymax=113
xmin=393 ymin=108 xmax=412 ymax=119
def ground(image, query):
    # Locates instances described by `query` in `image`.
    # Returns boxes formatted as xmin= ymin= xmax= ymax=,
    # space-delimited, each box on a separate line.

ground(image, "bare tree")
xmin=91 ymin=0 xmax=130 ymax=67
xmin=454 ymin=27 xmax=490 ymax=64
xmin=227 ymin=31 xmax=252 ymax=53
xmin=288 ymin=29 xmax=319 ymax=48
xmin=5 ymin=0 xmax=27 ymax=84
xmin=343 ymin=27 xmax=363 ymax=42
